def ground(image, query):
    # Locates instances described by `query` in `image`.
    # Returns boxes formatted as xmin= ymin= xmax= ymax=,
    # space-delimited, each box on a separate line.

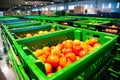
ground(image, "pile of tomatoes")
xmin=18 ymin=28 xmax=56 ymax=38
xmin=33 ymin=37 xmax=101 ymax=76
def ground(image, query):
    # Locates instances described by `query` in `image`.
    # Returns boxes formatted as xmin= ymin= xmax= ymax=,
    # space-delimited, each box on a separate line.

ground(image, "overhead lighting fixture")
xmin=19 ymin=4 xmax=21 ymax=6
xmin=34 ymin=5 xmax=37 ymax=7
xmin=25 ymin=7 xmax=27 ymax=9
xmin=51 ymin=2 xmax=54 ymax=4
xmin=25 ymin=1 xmax=28 ymax=4
xmin=14 ymin=6 xmax=17 ymax=8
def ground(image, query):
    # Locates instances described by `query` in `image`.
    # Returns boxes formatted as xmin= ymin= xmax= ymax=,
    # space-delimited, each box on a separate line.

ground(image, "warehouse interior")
xmin=0 ymin=0 xmax=120 ymax=80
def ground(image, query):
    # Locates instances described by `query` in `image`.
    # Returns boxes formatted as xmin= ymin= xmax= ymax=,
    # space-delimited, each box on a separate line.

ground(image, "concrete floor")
xmin=0 ymin=27 xmax=16 ymax=80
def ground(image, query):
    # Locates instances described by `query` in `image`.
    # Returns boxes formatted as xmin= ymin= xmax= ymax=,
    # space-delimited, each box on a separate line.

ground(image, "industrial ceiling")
xmin=0 ymin=0 xmax=79 ymax=11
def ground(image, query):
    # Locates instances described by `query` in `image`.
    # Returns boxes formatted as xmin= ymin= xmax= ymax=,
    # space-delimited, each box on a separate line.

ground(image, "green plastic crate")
xmin=90 ymin=57 xmax=113 ymax=80
xmin=3 ymin=23 xmax=73 ymax=42
xmin=13 ymin=28 xmax=118 ymax=80
xmin=2 ymin=21 xmax=44 ymax=29
xmin=73 ymin=20 xmax=110 ymax=30
xmin=87 ymin=21 xmax=110 ymax=30
xmin=109 ymin=68 xmax=120 ymax=79
xmin=8 ymin=47 xmax=29 ymax=80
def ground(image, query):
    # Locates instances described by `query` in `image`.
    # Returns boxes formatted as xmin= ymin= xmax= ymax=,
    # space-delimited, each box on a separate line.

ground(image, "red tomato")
xmin=38 ymin=56 xmax=46 ymax=62
xmin=45 ymin=63 xmax=52 ymax=74
xmin=65 ymin=53 xmax=76 ymax=62
xmin=62 ymin=48 xmax=73 ymax=55
xmin=79 ymin=50 xmax=89 ymax=58
xmin=73 ymin=45 xmax=83 ymax=55
xmin=47 ymin=55 xmax=59 ymax=67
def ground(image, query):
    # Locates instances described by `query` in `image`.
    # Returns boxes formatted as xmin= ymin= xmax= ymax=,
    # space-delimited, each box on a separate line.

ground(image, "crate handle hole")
xmin=93 ymin=35 xmax=100 ymax=38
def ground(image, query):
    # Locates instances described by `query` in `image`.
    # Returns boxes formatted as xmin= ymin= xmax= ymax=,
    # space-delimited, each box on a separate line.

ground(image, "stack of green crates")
xmin=73 ymin=20 xmax=110 ymax=30
xmin=1 ymin=16 xmax=119 ymax=80
xmin=1 ymin=21 xmax=73 ymax=80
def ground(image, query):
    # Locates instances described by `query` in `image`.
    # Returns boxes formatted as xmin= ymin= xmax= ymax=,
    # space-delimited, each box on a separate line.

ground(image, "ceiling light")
xmin=51 ymin=2 xmax=54 ymax=4
xmin=19 ymin=4 xmax=21 ymax=6
xmin=14 ymin=6 xmax=17 ymax=8
xmin=34 ymin=5 xmax=37 ymax=7
xmin=25 ymin=1 xmax=28 ymax=4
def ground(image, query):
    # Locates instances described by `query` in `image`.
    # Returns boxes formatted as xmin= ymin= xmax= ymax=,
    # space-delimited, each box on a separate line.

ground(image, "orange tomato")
xmin=62 ymin=48 xmax=73 ymax=55
xmin=93 ymin=43 xmax=101 ymax=49
xmin=89 ymin=38 xmax=98 ymax=46
xmin=79 ymin=50 xmax=88 ymax=58
xmin=38 ymin=56 xmax=46 ymax=62
xmin=51 ymin=46 xmax=61 ymax=57
xmin=45 ymin=63 xmax=52 ymax=74
xmin=47 ymin=73 xmax=54 ymax=77
xmin=73 ymin=45 xmax=83 ymax=55
xmin=56 ymin=66 xmax=62 ymax=72
xmin=65 ymin=53 xmax=76 ymax=62
xmin=59 ymin=56 xmax=72 ymax=68
xmin=47 ymin=55 xmax=59 ymax=67
xmin=34 ymin=49 xmax=44 ymax=57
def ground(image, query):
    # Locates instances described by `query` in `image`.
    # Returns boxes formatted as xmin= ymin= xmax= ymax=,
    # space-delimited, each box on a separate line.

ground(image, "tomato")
xmin=59 ymin=56 xmax=72 ymax=68
xmin=66 ymin=59 xmax=72 ymax=66
xmin=38 ymin=56 xmax=46 ymax=62
xmin=93 ymin=43 xmax=101 ymax=49
xmin=44 ymin=51 xmax=51 ymax=58
xmin=50 ymin=29 xmax=55 ymax=32
xmin=76 ymin=56 xmax=80 ymax=60
xmin=47 ymin=73 xmax=54 ymax=77
xmin=79 ymin=50 xmax=88 ymax=58
xmin=56 ymin=66 xmax=62 ymax=72
xmin=89 ymin=38 xmax=98 ymax=46
xmin=65 ymin=53 xmax=76 ymax=62
xmin=42 ymin=46 xmax=50 ymax=52
xmin=51 ymin=46 xmax=61 ymax=57
xmin=26 ymin=33 xmax=32 ymax=38
xmin=47 ymin=55 xmax=59 ymax=67
xmin=45 ymin=63 xmax=52 ymax=74
xmin=73 ymin=40 xmax=81 ymax=46
xmin=56 ymin=44 xmax=64 ymax=51
xmin=85 ymin=39 xmax=90 ymax=44
xmin=88 ymin=45 xmax=94 ymax=52
xmin=62 ymin=40 xmax=73 ymax=48
xmin=80 ymin=42 xmax=89 ymax=50
xmin=34 ymin=49 xmax=44 ymax=57
xmin=62 ymin=48 xmax=73 ymax=55
xmin=73 ymin=45 xmax=83 ymax=55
